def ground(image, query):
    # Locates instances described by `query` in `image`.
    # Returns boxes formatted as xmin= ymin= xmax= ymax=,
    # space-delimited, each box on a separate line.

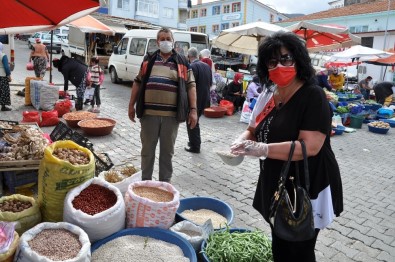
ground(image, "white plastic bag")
xmin=239 ymin=100 xmax=252 ymax=124
xmin=14 ymin=222 xmax=90 ymax=262
xmin=63 ymin=177 xmax=126 ymax=242
xmin=98 ymin=170 xmax=142 ymax=195
xmin=83 ymin=87 xmax=95 ymax=100
xmin=170 ymin=220 xmax=205 ymax=251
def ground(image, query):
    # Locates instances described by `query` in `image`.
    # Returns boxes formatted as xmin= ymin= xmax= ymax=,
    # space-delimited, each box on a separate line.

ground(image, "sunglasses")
xmin=267 ymin=54 xmax=294 ymax=69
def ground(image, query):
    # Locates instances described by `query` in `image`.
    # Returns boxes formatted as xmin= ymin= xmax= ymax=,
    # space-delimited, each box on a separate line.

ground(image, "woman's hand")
xmin=231 ymin=140 xmax=269 ymax=159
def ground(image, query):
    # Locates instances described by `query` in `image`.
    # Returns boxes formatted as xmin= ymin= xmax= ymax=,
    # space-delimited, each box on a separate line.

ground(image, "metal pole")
xmin=380 ymin=0 xmax=390 ymax=81
xmin=50 ymin=30 xmax=53 ymax=83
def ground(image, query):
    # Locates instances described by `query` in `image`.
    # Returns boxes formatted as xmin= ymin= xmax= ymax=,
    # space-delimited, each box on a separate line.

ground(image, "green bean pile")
xmin=203 ymin=228 xmax=273 ymax=262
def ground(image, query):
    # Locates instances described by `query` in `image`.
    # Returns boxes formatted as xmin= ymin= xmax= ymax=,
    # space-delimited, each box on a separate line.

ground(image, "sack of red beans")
xmin=63 ymin=178 xmax=126 ymax=242
xmin=14 ymin=222 xmax=90 ymax=262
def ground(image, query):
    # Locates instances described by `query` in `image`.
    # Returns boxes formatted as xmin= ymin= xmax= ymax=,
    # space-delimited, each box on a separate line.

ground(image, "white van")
xmin=0 ymin=34 xmax=15 ymax=71
xmin=108 ymin=29 xmax=209 ymax=83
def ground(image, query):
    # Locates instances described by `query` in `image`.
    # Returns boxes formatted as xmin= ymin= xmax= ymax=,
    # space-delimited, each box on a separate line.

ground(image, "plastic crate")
xmin=50 ymin=121 xmax=73 ymax=141
xmin=3 ymin=170 xmax=38 ymax=194
xmin=93 ymin=152 xmax=114 ymax=176
xmin=70 ymin=131 xmax=94 ymax=151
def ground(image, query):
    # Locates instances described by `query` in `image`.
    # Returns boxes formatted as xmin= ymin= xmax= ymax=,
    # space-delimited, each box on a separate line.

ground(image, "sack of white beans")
xmin=63 ymin=177 xmax=126 ymax=242
xmin=124 ymin=180 xmax=180 ymax=229
xmin=14 ymin=222 xmax=90 ymax=262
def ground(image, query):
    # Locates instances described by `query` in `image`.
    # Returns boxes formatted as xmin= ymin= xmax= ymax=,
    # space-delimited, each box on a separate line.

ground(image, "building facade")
xmin=186 ymin=0 xmax=288 ymax=40
xmin=108 ymin=0 xmax=189 ymax=30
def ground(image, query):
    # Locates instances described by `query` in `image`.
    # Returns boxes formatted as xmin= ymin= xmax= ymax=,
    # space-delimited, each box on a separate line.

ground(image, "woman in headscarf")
xmin=29 ymin=38 xmax=49 ymax=78
xmin=224 ymin=72 xmax=245 ymax=112
xmin=0 ymin=42 xmax=12 ymax=111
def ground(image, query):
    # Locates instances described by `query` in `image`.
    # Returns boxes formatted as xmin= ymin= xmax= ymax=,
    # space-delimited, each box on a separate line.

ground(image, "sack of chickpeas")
xmin=63 ymin=177 xmax=126 ymax=242
xmin=0 ymin=194 xmax=41 ymax=235
xmin=124 ymin=180 xmax=180 ymax=229
xmin=14 ymin=222 xmax=90 ymax=262
xmin=37 ymin=140 xmax=95 ymax=222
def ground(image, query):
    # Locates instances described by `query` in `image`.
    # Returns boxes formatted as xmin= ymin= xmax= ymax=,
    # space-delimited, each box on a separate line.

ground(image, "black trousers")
xmin=271 ymin=228 xmax=320 ymax=262
xmin=90 ymin=84 xmax=101 ymax=106
xmin=186 ymin=109 xmax=202 ymax=150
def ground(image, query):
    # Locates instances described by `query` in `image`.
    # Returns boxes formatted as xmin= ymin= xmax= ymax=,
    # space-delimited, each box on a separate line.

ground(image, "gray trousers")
xmin=140 ymin=115 xmax=179 ymax=182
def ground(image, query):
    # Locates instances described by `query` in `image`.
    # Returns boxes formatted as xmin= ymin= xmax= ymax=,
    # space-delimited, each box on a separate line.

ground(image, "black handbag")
xmin=269 ymin=140 xmax=315 ymax=242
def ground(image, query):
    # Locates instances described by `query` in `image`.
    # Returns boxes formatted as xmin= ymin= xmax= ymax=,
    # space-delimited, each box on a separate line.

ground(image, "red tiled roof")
xmin=279 ymin=0 xmax=395 ymax=24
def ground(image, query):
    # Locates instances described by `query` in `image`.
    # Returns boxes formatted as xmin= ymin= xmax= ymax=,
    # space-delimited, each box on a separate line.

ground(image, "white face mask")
xmin=159 ymin=41 xmax=173 ymax=54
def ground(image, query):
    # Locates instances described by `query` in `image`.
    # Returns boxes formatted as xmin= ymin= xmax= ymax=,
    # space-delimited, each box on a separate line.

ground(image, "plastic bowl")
xmin=63 ymin=111 xmax=97 ymax=128
xmin=91 ymin=228 xmax=196 ymax=262
xmin=379 ymin=119 xmax=395 ymax=127
xmin=175 ymin=197 xmax=234 ymax=229
xmin=204 ymin=106 xmax=227 ymax=118
xmin=214 ymin=149 xmax=244 ymax=166
xmin=78 ymin=118 xmax=116 ymax=136
xmin=332 ymin=125 xmax=346 ymax=135
xmin=368 ymin=124 xmax=390 ymax=134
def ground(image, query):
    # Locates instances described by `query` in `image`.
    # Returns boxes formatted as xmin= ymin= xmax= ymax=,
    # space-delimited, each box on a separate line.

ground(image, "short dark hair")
xmin=256 ymin=31 xmax=316 ymax=85
xmin=157 ymin=27 xmax=173 ymax=42
xmin=367 ymin=76 xmax=373 ymax=80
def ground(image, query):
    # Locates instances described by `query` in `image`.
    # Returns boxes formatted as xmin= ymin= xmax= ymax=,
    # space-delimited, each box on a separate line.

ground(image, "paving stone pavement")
xmin=3 ymin=39 xmax=395 ymax=261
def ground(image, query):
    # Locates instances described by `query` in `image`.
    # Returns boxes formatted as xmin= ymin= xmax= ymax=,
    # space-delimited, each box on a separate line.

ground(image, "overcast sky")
xmin=191 ymin=0 xmax=331 ymax=15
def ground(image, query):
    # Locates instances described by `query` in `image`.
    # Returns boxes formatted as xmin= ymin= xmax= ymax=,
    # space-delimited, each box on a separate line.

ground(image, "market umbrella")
xmin=286 ymin=21 xmax=361 ymax=52
xmin=0 ymin=0 xmax=100 ymax=83
xmin=364 ymin=53 xmax=395 ymax=79
xmin=0 ymin=0 xmax=100 ymax=34
xmin=212 ymin=21 xmax=289 ymax=55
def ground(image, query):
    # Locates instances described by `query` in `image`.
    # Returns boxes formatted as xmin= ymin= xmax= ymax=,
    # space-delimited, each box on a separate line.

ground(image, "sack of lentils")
xmin=63 ymin=177 xmax=126 ymax=242
xmin=125 ymin=180 xmax=180 ymax=229
xmin=0 ymin=194 xmax=41 ymax=235
xmin=37 ymin=140 xmax=95 ymax=222
xmin=14 ymin=222 xmax=90 ymax=262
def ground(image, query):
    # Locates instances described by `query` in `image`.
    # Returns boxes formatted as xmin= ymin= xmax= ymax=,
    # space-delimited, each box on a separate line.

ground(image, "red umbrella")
xmin=286 ymin=21 xmax=361 ymax=53
xmin=0 ymin=0 xmax=100 ymax=34
xmin=324 ymin=60 xmax=362 ymax=69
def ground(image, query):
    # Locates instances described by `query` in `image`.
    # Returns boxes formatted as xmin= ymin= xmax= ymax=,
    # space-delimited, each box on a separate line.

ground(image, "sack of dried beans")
xmin=125 ymin=180 xmax=180 ymax=229
xmin=14 ymin=222 xmax=90 ymax=262
xmin=63 ymin=177 xmax=126 ymax=242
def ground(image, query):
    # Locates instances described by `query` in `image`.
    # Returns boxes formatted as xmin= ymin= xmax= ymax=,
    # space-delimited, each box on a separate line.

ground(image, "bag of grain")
xmin=63 ymin=177 xmax=126 ymax=242
xmin=0 ymin=194 xmax=41 ymax=235
xmin=124 ymin=180 xmax=180 ymax=229
xmin=98 ymin=166 xmax=141 ymax=195
xmin=14 ymin=222 xmax=90 ymax=262
xmin=37 ymin=140 xmax=95 ymax=222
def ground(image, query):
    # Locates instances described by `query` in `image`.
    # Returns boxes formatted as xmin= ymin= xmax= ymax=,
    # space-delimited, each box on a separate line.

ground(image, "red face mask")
xmin=269 ymin=66 xmax=296 ymax=87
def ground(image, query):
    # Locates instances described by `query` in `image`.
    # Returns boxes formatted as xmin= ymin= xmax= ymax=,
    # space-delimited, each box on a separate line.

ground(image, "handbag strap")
xmin=299 ymin=140 xmax=310 ymax=192
xmin=278 ymin=141 xmax=296 ymax=184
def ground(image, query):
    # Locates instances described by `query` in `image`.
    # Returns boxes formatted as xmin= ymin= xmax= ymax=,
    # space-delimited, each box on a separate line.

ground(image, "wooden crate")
xmin=0 ymin=160 xmax=40 ymax=172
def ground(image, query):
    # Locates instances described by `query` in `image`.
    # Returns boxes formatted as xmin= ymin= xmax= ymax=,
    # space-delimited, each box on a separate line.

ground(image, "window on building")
xmin=201 ymin=8 xmax=207 ymax=17
xmin=232 ymin=22 xmax=239 ymax=27
xmin=349 ymin=25 xmax=369 ymax=33
xmin=191 ymin=9 xmax=198 ymax=18
xmin=232 ymin=2 xmax=241 ymax=12
xmin=163 ymin=7 xmax=174 ymax=18
xmin=221 ymin=23 xmax=229 ymax=30
xmin=361 ymin=37 xmax=373 ymax=48
xmin=223 ymin=5 xmax=230 ymax=13
xmin=212 ymin=5 xmax=220 ymax=15
xmin=270 ymin=14 xmax=274 ymax=23
xmin=212 ymin=24 xmax=219 ymax=34
xmin=117 ymin=0 xmax=130 ymax=10
xmin=199 ymin=26 xmax=206 ymax=33
xmin=190 ymin=27 xmax=198 ymax=32
xmin=129 ymin=38 xmax=147 ymax=56
xmin=117 ymin=0 xmax=122 ymax=8
xmin=136 ymin=0 xmax=159 ymax=18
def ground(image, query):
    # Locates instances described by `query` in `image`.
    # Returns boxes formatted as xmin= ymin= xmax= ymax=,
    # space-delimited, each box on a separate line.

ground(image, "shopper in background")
xmin=316 ymin=68 xmax=332 ymax=91
xmin=373 ymin=81 xmax=395 ymax=106
xmin=0 ymin=42 xmax=12 ymax=111
xmin=128 ymin=27 xmax=197 ymax=183
xmin=246 ymin=75 xmax=262 ymax=102
xmin=29 ymin=38 xmax=49 ymax=78
xmin=53 ymin=55 xmax=89 ymax=111
xmin=358 ymin=76 xmax=373 ymax=100
xmin=230 ymin=31 xmax=343 ymax=262
xmin=185 ymin=47 xmax=212 ymax=154
xmin=223 ymin=72 xmax=245 ymax=112
xmin=87 ymin=56 xmax=104 ymax=113
xmin=328 ymin=67 xmax=345 ymax=91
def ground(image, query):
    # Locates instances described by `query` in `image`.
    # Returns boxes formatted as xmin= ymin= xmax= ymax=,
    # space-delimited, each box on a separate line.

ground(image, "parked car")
xmin=27 ymin=32 xmax=62 ymax=53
